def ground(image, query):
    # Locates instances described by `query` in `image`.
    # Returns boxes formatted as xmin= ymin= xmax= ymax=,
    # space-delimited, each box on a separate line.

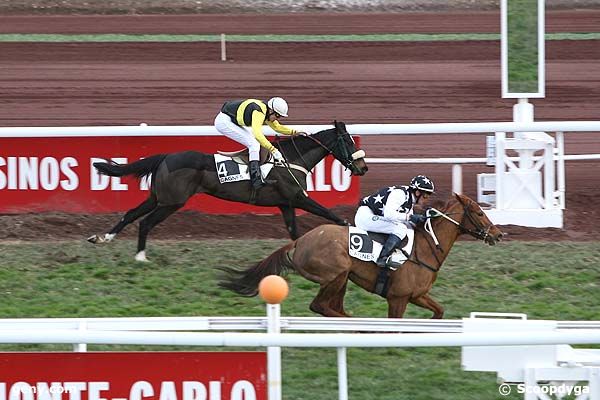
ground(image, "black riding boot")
xmin=376 ymin=234 xmax=403 ymax=268
xmin=249 ymin=160 xmax=275 ymax=189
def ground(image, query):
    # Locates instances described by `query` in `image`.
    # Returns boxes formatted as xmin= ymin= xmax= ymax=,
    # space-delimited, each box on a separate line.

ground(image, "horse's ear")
xmin=333 ymin=120 xmax=347 ymax=131
xmin=454 ymin=192 xmax=465 ymax=204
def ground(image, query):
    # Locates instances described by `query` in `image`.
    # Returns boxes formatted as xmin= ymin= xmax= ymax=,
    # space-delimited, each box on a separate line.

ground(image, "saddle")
xmin=217 ymin=147 xmax=272 ymax=166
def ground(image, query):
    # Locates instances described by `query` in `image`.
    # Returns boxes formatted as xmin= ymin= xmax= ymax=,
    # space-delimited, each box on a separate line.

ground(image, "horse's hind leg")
xmin=410 ymin=293 xmax=444 ymax=319
xmin=278 ymin=205 xmax=299 ymax=239
xmin=87 ymin=195 xmax=158 ymax=244
xmin=309 ymin=272 xmax=349 ymax=317
xmin=135 ymin=203 xmax=183 ymax=262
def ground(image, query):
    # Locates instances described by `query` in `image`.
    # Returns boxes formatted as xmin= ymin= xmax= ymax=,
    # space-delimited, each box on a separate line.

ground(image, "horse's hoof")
xmin=134 ymin=251 xmax=149 ymax=262
xmin=87 ymin=234 xmax=101 ymax=244
xmin=88 ymin=233 xmax=115 ymax=244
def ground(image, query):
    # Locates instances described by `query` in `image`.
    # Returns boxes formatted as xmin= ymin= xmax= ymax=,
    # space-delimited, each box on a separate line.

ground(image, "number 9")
xmin=350 ymin=234 xmax=363 ymax=251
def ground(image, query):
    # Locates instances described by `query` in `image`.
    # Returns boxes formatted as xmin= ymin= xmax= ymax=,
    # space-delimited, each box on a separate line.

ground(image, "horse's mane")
xmin=274 ymin=127 xmax=336 ymax=154
xmin=415 ymin=191 xmax=454 ymax=214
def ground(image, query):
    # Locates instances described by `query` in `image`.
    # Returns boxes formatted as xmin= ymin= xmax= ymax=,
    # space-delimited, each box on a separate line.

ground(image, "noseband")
xmin=458 ymin=207 xmax=493 ymax=242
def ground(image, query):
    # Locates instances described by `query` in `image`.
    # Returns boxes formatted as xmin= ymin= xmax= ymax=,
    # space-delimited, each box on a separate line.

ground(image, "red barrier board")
xmin=0 ymin=136 xmax=360 ymax=214
xmin=0 ymin=352 xmax=266 ymax=400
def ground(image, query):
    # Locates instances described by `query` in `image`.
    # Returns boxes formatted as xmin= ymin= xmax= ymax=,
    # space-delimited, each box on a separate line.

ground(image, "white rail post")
xmin=220 ymin=33 xmax=227 ymax=62
xmin=267 ymin=304 xmax=282 ymax=400
xmin=337 ymin=347 xmax=348 ymax=400
xmin=452 ymin=164 xmax=463 ymax=194
xmin=544 ymin=136 xmax=555 ymax=209
xmin=74 ymin=320 xmax=87 ymax=352
xmin=495 ymin=131 xmax=506 ymax=209
xmin=556 ymin=131 xmax=566 ymax=208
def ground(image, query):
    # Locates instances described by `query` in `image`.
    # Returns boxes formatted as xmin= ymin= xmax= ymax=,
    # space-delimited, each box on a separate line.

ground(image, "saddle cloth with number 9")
xmin=348 ymin=226 xmax=415 ymax=266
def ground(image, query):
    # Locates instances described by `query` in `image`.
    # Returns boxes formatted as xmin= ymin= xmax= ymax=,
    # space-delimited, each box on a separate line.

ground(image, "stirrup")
xmin=252 ymin=179 xmax=266 ymax=190
xmin=376 ymin=256 xmax=397 ymax=271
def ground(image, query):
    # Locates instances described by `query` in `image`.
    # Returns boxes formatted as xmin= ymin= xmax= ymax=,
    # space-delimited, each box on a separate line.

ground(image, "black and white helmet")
xmin=410 ymin=175 xmax=435 ymax=193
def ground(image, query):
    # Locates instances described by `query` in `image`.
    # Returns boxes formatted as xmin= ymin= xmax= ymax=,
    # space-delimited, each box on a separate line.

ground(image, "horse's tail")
xmin=219 ymin=241 xmax=297 ymax=297
xmin=93 ymin=154 xmax=167 ymax=180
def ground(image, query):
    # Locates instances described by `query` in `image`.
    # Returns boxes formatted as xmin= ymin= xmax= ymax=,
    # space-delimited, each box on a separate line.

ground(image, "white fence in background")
xmin=1 ymin=120 xmax=599 ymax=228
xmin=0 ymin=310 xmax=600 ymax=400
xmin=1 ymin=120 xmax=600 ymax=137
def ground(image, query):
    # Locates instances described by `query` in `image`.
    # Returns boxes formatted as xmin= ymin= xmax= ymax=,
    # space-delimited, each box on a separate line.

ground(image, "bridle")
xmin=458 ymin=206 xmax=493 ymax=242
xmin=284 ymin=127 xmax=365 ymax=172
xmin=409 ymin=200 xmax=494 ymax=273
xmin=425 ymin=201 xmax=494 ymax=243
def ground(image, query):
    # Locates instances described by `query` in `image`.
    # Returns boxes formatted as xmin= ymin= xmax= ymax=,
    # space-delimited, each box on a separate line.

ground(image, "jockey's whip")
xmin=280 ymin=158 xmax=308 ymax=197
xmin=273 ymin=136 xmax=309 ymax=197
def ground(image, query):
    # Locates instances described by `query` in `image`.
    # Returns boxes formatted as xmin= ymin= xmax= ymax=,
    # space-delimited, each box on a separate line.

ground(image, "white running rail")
xmin=1 ymin=310 xmax=600 ymax=400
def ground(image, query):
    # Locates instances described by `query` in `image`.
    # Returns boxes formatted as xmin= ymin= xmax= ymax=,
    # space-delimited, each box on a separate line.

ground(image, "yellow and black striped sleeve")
xmin=250 ymin=109 xmax=276 ymax=152
xmin=266 ymin=120 xmax=297 ymax=136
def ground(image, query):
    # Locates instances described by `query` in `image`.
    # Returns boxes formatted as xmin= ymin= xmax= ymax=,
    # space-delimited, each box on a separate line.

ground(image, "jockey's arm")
xmin=383 ymin=190 xmax=410 ymax=223
xmin=250 ymin=110 xmax=277 ymax=152
xmin=266 ymin=119 xmax=297 ymax=135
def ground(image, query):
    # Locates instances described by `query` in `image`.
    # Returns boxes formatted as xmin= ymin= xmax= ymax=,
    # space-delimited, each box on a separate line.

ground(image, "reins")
xmin=272 ymin=128 xmax=363 ymax=196
xmin=426 ymin=207 xmax=493 ymax=242
xmin=407 ymin=203 xmax=494 ymax=273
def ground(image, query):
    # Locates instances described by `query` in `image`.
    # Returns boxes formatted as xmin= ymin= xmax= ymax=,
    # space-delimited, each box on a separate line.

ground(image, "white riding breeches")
xmin=214 ymin=112 xmax=261 ymax=161
xmin=354 ymin=206 xmax=409 ymax=239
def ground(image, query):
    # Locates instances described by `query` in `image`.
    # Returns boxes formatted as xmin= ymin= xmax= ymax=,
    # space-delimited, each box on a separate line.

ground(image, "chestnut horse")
xmin=220 ymin=193 xmax=503 ymax=318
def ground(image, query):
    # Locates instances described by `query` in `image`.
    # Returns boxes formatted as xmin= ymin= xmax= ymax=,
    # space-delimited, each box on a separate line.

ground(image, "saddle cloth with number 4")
xmin=214 ymin=154 xmax=275 ymax=184
xmin=348 ymin=226 xmax=415 ymax=267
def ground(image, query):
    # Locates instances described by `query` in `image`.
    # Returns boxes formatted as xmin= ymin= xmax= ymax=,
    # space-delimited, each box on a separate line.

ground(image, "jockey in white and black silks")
xmin=214 ymin=97 xmax=305 ymax=190
xmin=354 ymin=175 xmax=435 ymax=269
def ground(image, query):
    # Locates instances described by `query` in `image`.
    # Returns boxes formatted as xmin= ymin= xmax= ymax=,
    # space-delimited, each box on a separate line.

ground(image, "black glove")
xmin=409 ymin=213 xmax=426 ymax=225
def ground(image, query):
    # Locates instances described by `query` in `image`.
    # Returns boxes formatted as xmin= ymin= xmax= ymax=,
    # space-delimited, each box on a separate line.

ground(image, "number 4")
xmin=217 ymin=162 xmax=228 ymax=177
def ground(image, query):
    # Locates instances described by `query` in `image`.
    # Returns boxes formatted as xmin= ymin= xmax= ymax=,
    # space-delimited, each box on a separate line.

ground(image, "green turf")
xmin=0 ymin=32 xmax=599 ymax=42
xmin=0 ymin=239 xmax=598 ymax=399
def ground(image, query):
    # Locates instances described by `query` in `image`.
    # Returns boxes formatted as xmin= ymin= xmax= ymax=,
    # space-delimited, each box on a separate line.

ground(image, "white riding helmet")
xmin=267 ymin=97 xmax=289 ymax=117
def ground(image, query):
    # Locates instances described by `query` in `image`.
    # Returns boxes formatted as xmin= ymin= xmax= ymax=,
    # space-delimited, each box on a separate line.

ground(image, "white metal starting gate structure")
xmin=478 ymin=100 xmax=566 ymax=228
xmin=1 ymin=310 xmax=600 ymax=400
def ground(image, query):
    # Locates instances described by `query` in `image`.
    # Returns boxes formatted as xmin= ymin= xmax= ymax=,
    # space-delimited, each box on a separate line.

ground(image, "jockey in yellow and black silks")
xmin=214 ymin=97 xmax=305 ymax=189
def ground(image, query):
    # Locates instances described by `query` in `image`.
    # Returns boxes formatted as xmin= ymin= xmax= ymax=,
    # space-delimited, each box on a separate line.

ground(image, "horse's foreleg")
xmin=87 ymin=195 xmax=157 ymax=245
xmin=410 ymin=294 xmax=445 ymax=319
xmin=387 ymin=295 xmax=410 ymax=318
xmin=136 ymin=203 xmax=183 ymax=262
xmin=293 ymin=195 xmax=347 ymax=225
xmin=278 ymin=205 xmax=299 ymax=239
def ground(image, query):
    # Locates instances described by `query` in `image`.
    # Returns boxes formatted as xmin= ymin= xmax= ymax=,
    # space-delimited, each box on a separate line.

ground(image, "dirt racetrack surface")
xmin=0 ymin=11 xmax=599 ymax=243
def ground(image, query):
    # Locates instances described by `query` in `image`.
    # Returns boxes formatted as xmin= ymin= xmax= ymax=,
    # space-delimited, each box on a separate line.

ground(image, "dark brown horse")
xmin=88 ymin=121 xmax=367 ymax=261
xmin=220 ymin=193 xmax=503 ymax=318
